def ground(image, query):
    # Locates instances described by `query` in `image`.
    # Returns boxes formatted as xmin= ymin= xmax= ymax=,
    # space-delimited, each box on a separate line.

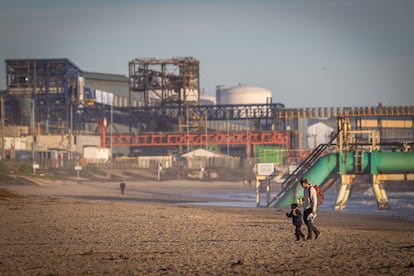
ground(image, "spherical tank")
xmin=218 ymin=85 xmax=272 ymax=105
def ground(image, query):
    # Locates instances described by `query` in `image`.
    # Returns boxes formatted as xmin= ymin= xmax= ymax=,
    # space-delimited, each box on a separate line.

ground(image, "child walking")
xmin=286 ymin=203 xmax=306 ymax=241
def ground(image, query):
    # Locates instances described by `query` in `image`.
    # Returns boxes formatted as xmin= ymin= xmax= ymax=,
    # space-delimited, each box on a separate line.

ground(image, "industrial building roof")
xmin=6 ymin=58 xmax=82 ymax=72
xmin=83 ymin=71 xmax=129 ymax=83
xmin=83 ymin=71 xmax=129 ymax=97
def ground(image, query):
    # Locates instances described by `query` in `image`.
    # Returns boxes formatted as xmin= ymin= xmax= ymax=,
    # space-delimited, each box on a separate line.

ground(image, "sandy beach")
xmin=1 ymin=178 xmax=413 ymax=275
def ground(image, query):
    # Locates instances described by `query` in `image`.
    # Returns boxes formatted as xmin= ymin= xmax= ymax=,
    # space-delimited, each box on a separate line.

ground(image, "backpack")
xmin=309 ymin=185 xmax=324 ymax=206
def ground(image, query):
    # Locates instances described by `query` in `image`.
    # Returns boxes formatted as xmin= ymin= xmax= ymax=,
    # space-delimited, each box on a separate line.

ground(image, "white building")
xmin=307 ymin=121 xmax=335 ymax=149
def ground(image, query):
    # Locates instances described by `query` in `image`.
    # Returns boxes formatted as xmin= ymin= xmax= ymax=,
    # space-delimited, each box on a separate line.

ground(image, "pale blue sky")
xmin=0 ymin=0 xmax=413 ymax=107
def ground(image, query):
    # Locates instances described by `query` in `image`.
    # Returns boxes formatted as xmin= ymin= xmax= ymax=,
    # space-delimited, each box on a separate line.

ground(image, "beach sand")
xmin=1 ymin=179 xmax=413 ymax=275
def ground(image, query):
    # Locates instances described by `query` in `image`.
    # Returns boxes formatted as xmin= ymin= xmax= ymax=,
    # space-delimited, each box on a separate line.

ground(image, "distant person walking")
xmin=158 ymin=163 xmax=162 ymax=182
xmin=200 ymin=165 xmax=205 ymax=181
xmin=120 ymin=179 xmax=126 ymax=194
xmin=300 ymin=177 xmax=321 ymax=240
xmin=286 ymin=203 xmax=306 ymax=241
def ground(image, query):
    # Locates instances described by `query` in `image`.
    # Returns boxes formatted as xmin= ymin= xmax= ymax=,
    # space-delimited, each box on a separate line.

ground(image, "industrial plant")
xmin=1 ymin=57 xmax=414 ymax=209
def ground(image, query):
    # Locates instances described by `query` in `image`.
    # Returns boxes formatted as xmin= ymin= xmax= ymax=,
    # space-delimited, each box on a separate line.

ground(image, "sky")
xmin=0 ymin=0 xmax=413 ymax=108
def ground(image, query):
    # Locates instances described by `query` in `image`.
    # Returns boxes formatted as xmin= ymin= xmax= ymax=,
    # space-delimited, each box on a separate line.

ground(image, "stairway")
xmin=267 ymin=133 xmax=338 ymax=207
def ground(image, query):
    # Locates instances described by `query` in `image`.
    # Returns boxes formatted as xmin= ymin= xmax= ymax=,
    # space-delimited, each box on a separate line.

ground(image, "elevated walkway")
xmin=79 ymin=104 xmax=414 ymax=126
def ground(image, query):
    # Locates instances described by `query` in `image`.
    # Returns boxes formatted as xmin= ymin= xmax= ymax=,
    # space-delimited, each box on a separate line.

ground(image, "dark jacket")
xmin=286 ymin=209 xmax=303 ymax=226
xmin=120 ymin=182 xmax=126 ymax=189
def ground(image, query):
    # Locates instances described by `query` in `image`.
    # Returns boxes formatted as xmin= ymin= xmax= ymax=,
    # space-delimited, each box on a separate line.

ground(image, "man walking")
xmin=300 ymin=177 xmax=321 ymax=240
xmin=120 ymin=179 xmax=126 ymax=194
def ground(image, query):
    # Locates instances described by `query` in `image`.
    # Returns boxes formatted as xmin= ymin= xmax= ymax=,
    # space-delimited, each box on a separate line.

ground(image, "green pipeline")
xmin=274 ymin=151 xmax=414 ymax=207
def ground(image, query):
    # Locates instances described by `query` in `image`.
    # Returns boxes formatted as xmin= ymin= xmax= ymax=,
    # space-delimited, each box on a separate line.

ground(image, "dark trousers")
xmin=294 ymin=224 xmax=305 ymax=240
xmin=303 ymin=208 xmax=320 ymax=238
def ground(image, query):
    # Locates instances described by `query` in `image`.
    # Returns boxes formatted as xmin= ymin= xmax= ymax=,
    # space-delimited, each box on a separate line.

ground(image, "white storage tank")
xmin=217 ymin=85 xmax=272 ymax=105
xmin=216 ymin=85 xmax=273 ymax=120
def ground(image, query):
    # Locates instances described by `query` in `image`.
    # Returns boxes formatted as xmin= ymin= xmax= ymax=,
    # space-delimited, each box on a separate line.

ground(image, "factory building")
xmin=129 ymin=57 xmax=200 ymax=107
xmin=82 ymin=72 xmax=130 ymax=108
xmin=5 ymin=59 xmax=82 ymax=134
xmin=0 ymin=57 xmax=202 ymax=161
xmin=1 ymin=57 xmax=412 ymax=168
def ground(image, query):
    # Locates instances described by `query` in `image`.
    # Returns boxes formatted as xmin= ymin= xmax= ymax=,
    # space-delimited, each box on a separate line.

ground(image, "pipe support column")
xmin=335 ymin=174 xmax=356 ymax=211
xmin=372 ymin=174 xmax=390 ymax=210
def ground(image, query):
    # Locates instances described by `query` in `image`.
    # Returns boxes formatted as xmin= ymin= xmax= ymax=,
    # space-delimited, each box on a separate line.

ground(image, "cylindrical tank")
xmin=217 ymin=85 xmax=272 ymax=105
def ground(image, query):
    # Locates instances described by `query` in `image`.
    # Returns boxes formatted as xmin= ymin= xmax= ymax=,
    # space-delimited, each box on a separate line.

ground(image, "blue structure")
xmin=5 ymin=58 xmax=83 ymax=134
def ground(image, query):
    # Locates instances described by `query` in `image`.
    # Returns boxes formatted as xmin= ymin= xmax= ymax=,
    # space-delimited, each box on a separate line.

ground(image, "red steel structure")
xmin=101 ymin=130 xmax=289 ymax=149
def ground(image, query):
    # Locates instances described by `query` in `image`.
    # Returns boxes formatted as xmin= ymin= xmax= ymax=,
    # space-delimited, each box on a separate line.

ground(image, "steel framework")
xmin=0 ymin=92 xmax=5 ymax=159
xmin=129 ymin=57 xmax=200 ymax=107
xmin=75 ymin=103 xmax=414 ymax=134
xmin=5 ymin=58 xmax=83 ymax=134
xmin=275 ymin=106 xmax=414 ymax=119
xmin=101 ymin=130 xmax=290 ymax=149
xmin=77 ymin=104 xmax=414 ymax=124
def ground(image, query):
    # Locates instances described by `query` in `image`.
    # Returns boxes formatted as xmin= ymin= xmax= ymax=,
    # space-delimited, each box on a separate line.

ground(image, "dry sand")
xmin=1 ymin=178 xmax=413 ymax=275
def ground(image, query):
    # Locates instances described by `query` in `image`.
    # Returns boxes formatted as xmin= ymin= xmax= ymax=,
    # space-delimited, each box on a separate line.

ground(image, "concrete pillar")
xmin=372 ymin=175 xmax=390 ymax=210
xmin=334 ymin=174 xmax=356 ymax=210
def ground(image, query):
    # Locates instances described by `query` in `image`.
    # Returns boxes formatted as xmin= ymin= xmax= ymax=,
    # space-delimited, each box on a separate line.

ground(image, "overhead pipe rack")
xmin=76 ymin=104 xmax=414 ymax=129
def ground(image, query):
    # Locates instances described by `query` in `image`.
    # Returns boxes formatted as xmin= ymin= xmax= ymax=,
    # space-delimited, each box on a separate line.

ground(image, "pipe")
xmin=371 ymin=151 xmax=414 ymax=174
xmin=274 ymin=151 xmax=414 ymax=208
xmin=276 ymin=153 xmax=338 ymax=207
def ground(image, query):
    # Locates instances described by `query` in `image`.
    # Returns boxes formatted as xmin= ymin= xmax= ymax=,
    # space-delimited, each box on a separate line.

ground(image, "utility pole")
xmin=227 ymin=111 xmax=229 ymax=156
xmin=32 ymin=60 xmax=36 ymax=166
xmin=31 ymin=99 xmax=36 ymax=174
xmin=69 ymin=100 xmax=72 ymax=160
xmin=110 ymin=102 xmax=113 ymax=164
xmin=186 ymin=106 xmax=189 ymax=153
xmin=0 ymin=93 xmax=5 ymax=160
xmin=205 ymin=111 xmax=208 ymax=150
xmin=246 ymin=113 xmax=249 ymax=158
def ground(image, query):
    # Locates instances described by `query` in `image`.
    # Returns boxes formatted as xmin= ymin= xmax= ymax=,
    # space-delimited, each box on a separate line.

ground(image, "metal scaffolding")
xmin=129 ymin=57 xmax=200 ymax=107
xmin=0 ymin=91 xmax=5 ymax=159
xmin=5 ymin=58 xmax=83 ymax=134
